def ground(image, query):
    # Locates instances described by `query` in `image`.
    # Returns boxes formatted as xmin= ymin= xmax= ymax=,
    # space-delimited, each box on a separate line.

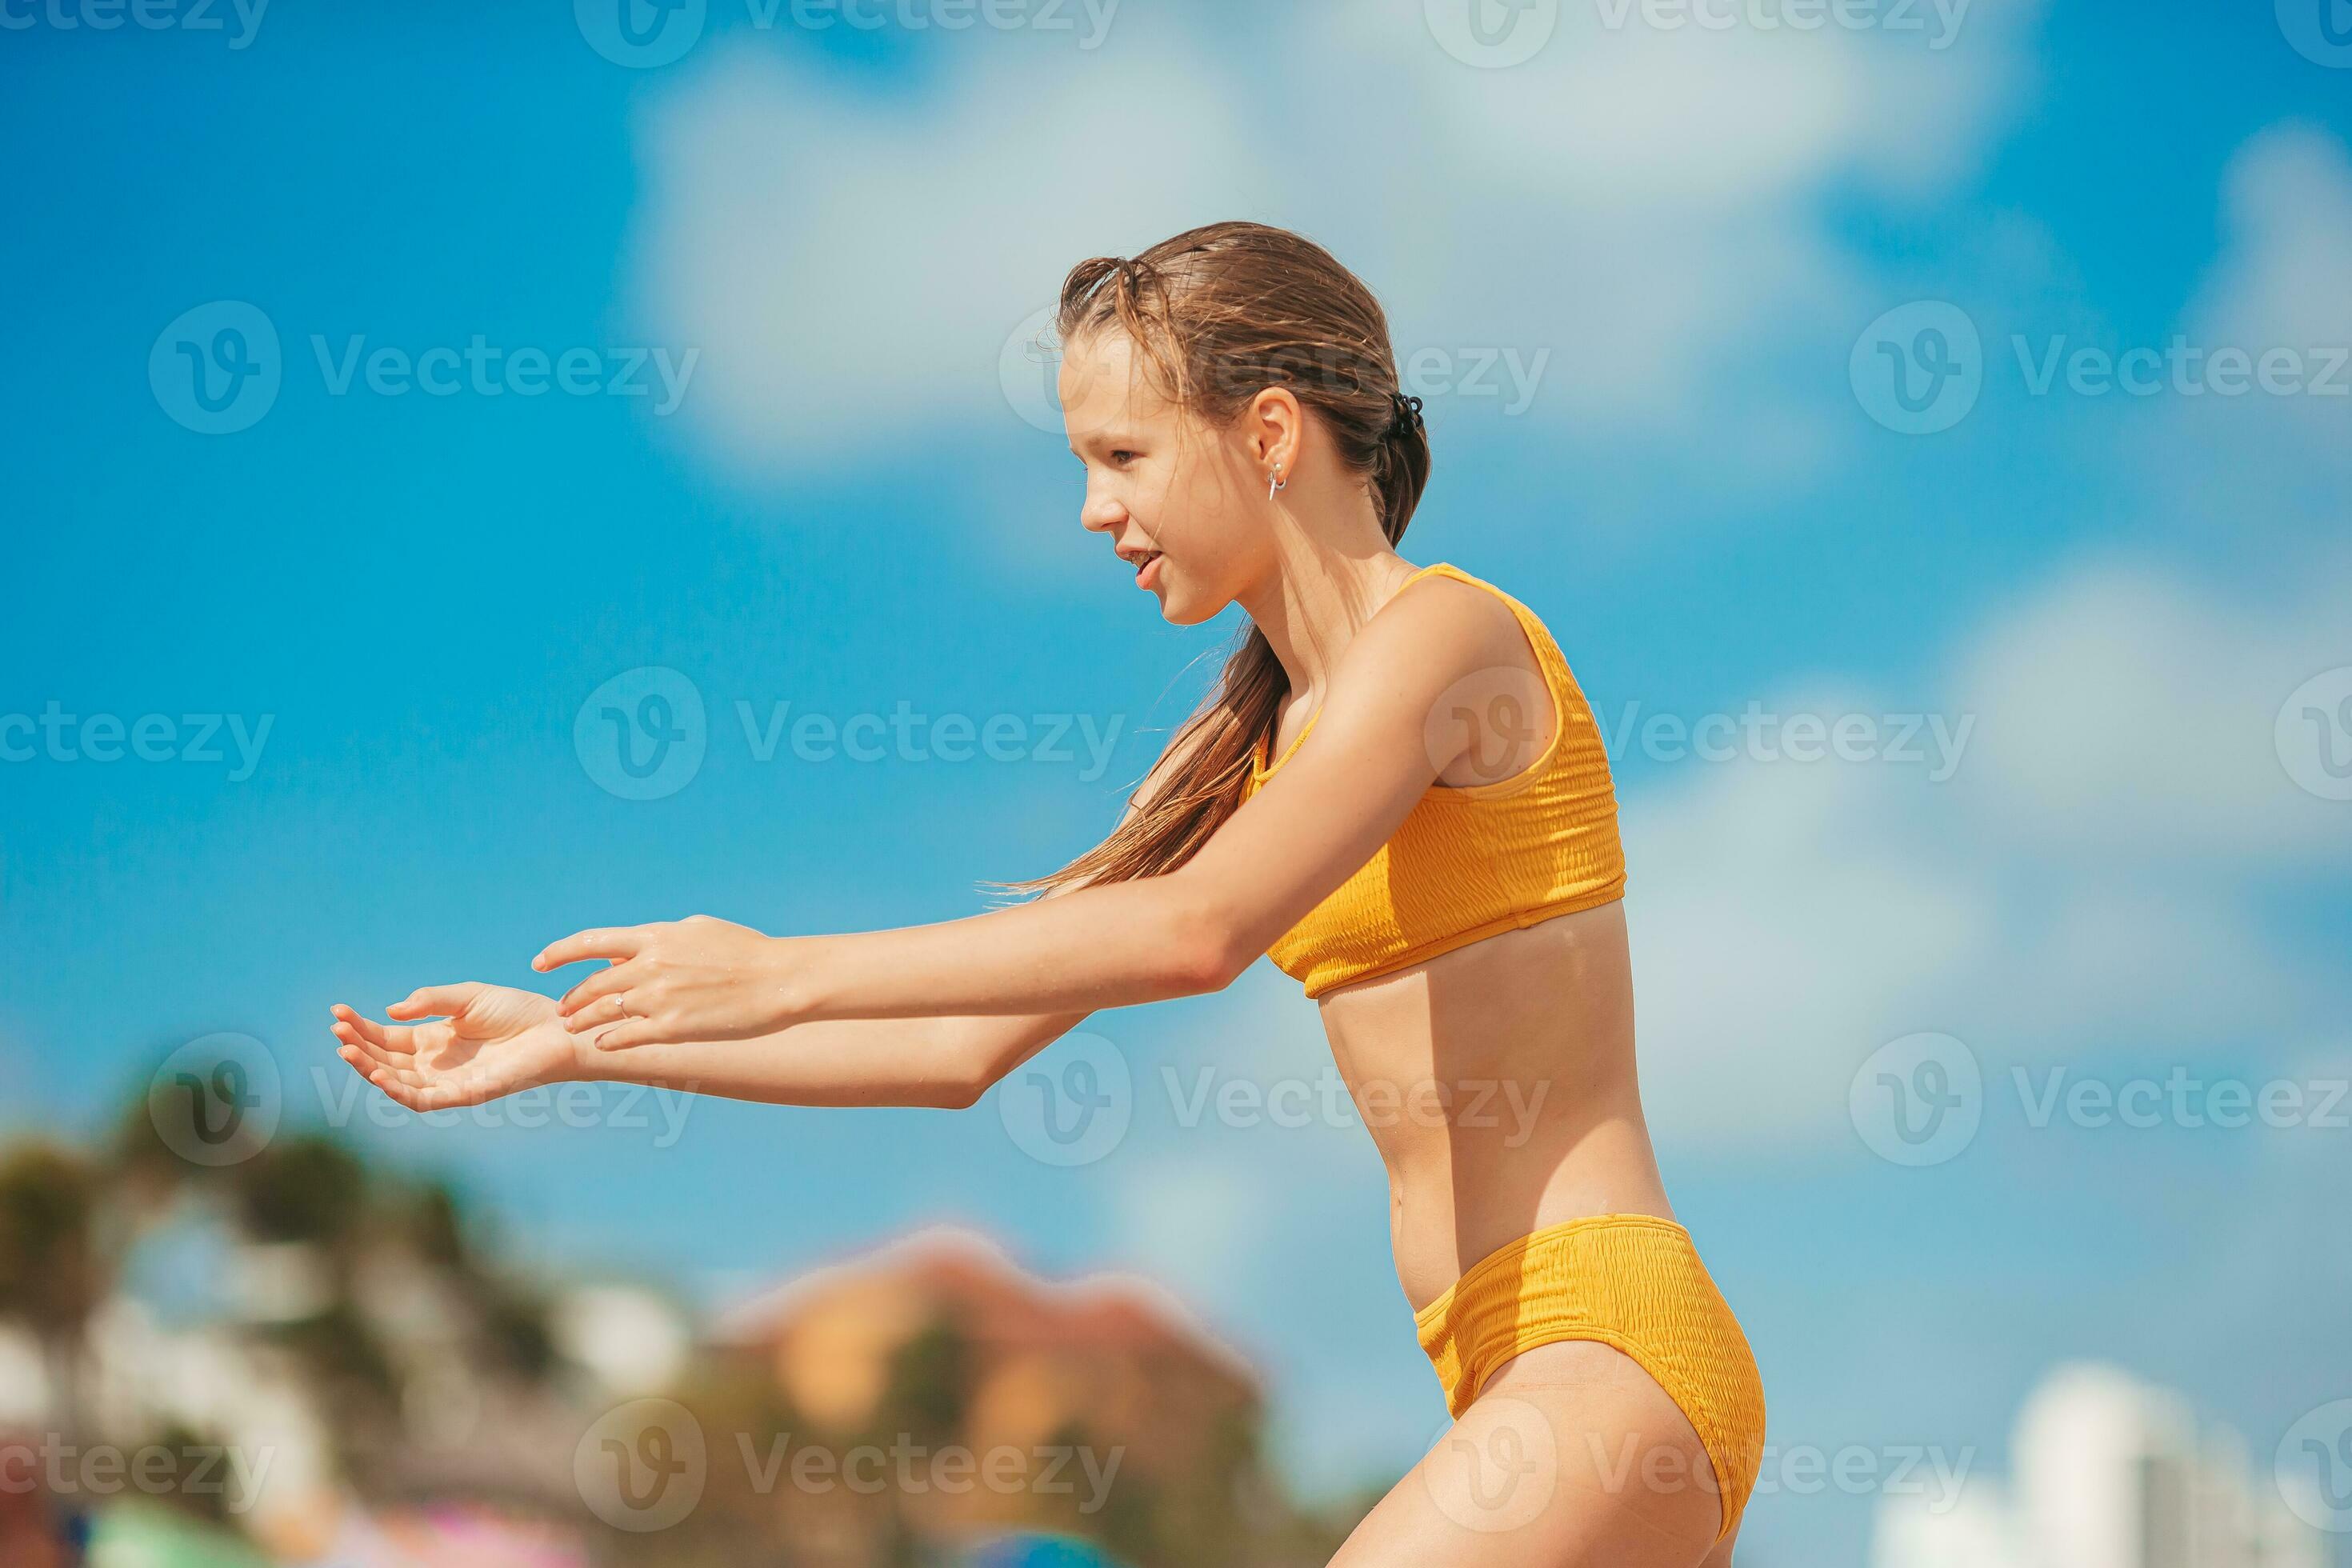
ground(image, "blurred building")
xmin=1874 ymin=1364 xmax=2328 ymax=1568
xmin=714 ymin=1222 xmax=1270 ymax=1532
xmin=710 ymin=1225 xmax=1278 ymax=1560
xmin=718 ymin=1225 xmax=1258 ymax=1448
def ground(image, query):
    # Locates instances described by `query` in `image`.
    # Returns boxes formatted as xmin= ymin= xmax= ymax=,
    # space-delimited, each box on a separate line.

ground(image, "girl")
xmin=331 ymin=222 xmax=1765 ymax=1566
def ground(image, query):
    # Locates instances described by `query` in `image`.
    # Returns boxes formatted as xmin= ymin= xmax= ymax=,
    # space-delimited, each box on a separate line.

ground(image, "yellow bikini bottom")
xmin=1414 ymin=1214 xmax=1767 ymax=1542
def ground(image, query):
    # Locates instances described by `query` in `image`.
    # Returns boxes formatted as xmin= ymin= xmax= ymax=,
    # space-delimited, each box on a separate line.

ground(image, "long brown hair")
xmin=1010 ymin=221 xmax=1434 ymax=896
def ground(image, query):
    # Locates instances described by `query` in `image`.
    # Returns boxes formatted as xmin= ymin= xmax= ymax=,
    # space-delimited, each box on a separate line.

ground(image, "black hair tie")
xmin=1388 ymin=391 xmax=1425 ymax=439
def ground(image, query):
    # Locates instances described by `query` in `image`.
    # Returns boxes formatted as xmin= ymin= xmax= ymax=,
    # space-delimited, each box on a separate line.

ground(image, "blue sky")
xmin=3 ymin=3 xmax=2350 ymax=1562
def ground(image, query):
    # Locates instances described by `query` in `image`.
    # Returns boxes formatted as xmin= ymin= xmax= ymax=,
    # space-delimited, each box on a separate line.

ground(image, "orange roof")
xmin=712 ymin=1226 xmax=1261 ymax=1397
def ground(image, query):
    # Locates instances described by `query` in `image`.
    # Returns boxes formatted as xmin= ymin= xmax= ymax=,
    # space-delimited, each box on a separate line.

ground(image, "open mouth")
xmin=1122 ymin=547 xmax=1164 ymax=589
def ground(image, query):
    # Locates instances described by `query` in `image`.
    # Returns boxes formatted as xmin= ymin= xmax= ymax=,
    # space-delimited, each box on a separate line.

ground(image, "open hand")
xmin=330 ymin=983 xmax=597 ymax=1111
xmin=534 ymin=914 xmax=801 ymax=1050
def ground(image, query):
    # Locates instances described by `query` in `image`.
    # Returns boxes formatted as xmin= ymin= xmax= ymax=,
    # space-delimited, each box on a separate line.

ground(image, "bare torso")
xmin=1258 ymin=582 xmax=1674 ymax=1314
xmin=1314 ymin=898 xmax=1673 ymax=1312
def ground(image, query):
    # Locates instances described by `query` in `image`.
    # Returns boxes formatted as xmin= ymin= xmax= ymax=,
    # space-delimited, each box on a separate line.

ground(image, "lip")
xmin=1135 ymin=552 xmax=1164 ymax=591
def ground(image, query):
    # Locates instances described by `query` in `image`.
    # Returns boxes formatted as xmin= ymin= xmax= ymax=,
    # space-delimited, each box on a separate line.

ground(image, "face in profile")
xmin=1059 ymin=326 xmax=1276 ymax=627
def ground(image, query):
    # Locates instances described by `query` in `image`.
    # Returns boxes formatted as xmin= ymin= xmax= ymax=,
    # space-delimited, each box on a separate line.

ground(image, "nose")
xmin=1078 ymin=481 xmax=1124 ymax=536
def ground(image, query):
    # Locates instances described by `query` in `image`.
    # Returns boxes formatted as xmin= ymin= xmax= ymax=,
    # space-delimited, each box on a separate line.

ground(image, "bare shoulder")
xmin=1340 ymin=568 xmax=1544 ymax=694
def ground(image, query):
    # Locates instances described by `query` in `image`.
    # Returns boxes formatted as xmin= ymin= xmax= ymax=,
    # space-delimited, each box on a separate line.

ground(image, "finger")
xmin=534 ymin=928 xmax=647 ymax=973
xmin=337 ymin=1043 xmax=422 ymax=1090
xmin=331 ymin=1009 xmax=413 ymax=1056
xmin=333 ymin=1026 xmax=418 ymax=1077
xmin=561 ymin=993 xmax=634 ymax=1034
xmin=382 ymin=1066 xmax=482 ymax=1114
xmin=387 ymin=982 xmax=486 ymax=1021
xmin=353 ymin=1058 xmax=428 ymax=1110
xmin=557 ymin=959 xmax=642 ymax=1017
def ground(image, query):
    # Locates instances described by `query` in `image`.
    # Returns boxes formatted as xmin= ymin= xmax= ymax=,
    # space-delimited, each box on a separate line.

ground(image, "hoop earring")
xmin=1267 ymin=464 xmax=1286 ymax=501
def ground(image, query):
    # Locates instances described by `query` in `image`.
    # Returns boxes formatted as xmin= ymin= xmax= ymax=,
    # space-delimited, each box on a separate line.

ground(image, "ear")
xmin=1242 ymin=384 xmax=1306 ymax=472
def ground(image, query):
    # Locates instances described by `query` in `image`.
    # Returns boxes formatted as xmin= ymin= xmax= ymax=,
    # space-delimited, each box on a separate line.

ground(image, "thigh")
xmin=1330 ymin=1342 xmax=1726 ymax=1568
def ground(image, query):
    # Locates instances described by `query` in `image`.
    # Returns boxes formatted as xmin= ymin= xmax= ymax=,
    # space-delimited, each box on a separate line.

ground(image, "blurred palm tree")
xmin=0 ymin=1144 xmax=103 ymax=1438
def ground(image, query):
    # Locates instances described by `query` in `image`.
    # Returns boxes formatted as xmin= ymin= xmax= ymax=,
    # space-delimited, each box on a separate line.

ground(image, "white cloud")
xmin=629 ymin=1 xmax=2045 ymax=478
xmin=1623 ymin=740 xmax=1997 ymax=1147
xmin=1606 ymin=126 xmax=2352 ymax=1146
xmin=1950 ymin=558 xmax=2352 ymax=863
xmin=2154 ymin=123 xmax=2352 ymax=520
xmin=1622 ymin=552 xmax=2350 ymax=1150
xmin=2193 ymin=123 xmax=2352 ymax=356
xmin=630 ymin=30 xmax=1270 ymax=475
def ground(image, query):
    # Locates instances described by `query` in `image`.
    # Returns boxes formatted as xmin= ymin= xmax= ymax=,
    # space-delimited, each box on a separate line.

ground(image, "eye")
xmin=1110 ymin=450 xmax=1138 ymax=466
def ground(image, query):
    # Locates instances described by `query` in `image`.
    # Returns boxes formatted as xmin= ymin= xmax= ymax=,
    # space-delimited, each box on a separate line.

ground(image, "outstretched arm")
xmin=333 ymin=724 xmax=1218 ymax=1114
xmin=574 ymin=1011 xmax=1086 ymax=1110
xmin=540 ymin=577 xmax=1532 ymax=1050
xmin=331 ymin=987 xmax=1078 ymax=1112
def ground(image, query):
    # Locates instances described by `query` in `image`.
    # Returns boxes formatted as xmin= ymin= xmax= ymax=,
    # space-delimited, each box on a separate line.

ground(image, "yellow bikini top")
xmin=1241 ymin=562 xmax=1626 ymax=998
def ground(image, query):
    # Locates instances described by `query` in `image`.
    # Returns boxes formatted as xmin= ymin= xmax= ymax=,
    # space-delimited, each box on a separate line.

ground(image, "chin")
xmin=1146 ymin=563 xmax=1233 ymax=627
xmin=1159 ymin=593 xmax=1223 ymax=628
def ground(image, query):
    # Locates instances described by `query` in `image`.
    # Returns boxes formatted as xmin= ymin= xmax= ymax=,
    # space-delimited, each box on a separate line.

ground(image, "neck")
xmin=1237 ymin=532 xmax=1423 ymax=702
